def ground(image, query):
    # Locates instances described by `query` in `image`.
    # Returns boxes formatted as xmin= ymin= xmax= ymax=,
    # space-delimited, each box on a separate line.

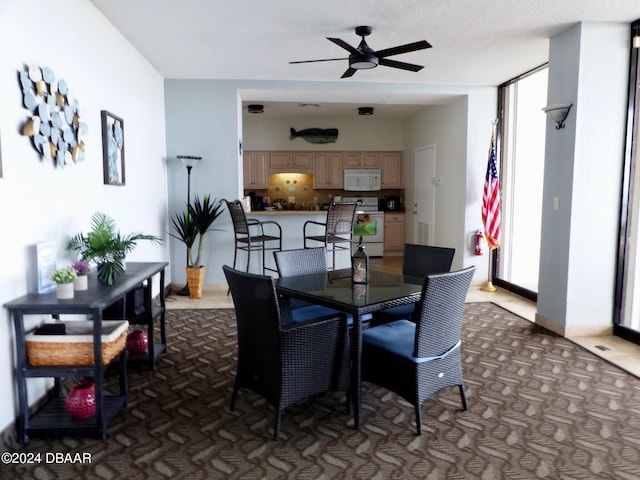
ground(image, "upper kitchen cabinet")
xmin=269 ymin=151 xmax=314 ymax=173
xmin=344 ymin=152 xmax=380 ymax=169
xmin=243 ymin=151 xmax=268 ymax=189
xmin=314 ymin=152 xmax=344 ymax=189
xmin=380 ymin=152 xmax=403 ymax=188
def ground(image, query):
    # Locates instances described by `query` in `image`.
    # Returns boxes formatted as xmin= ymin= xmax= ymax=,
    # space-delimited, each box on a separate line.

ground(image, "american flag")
xmin=482 ymin=134 xmax=501 ymax=249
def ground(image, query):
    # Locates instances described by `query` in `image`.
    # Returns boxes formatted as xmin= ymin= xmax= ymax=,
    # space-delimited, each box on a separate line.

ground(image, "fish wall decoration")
xmin=289 ymin=127 xmax=338 ymax=144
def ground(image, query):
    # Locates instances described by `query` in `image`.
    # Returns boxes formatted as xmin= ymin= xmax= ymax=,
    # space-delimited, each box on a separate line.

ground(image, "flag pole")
xmin=480 ymin=119 xmax=500 ymax=293
xmin=481 ymin=248 xmax=497 ymax=292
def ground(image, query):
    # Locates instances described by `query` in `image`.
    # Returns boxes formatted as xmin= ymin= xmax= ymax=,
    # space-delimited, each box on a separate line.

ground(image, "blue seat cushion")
xmin=363 ymin=319 xmax=462 ymax=364
xmin=290 ymin=305 xmax=372 ymax=326
xmin=363 ymin=319 xmax=418 ymax=361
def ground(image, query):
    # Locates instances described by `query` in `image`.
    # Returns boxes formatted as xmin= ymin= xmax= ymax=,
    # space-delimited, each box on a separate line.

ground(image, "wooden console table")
xmin=4 ymin=261 xmax=168 ymax=443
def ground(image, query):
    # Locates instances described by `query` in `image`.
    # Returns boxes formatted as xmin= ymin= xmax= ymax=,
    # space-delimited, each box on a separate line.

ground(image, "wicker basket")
xmin=26 ymin=320 xmax=129 ymax=366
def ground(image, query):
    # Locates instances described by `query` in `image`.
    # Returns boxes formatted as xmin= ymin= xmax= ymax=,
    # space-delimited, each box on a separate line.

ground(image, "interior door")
xmin=414 ymin=145 xmax=436 ymax=245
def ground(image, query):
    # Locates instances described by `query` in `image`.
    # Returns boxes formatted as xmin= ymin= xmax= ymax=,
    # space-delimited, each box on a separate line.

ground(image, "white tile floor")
xmin=165 ymin=257 xmax=640 ymax=379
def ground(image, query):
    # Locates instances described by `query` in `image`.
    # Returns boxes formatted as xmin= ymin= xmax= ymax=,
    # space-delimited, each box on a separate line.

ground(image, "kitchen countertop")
xmin=249 ymin=209 xmax=407 ymax=215
xmin=247 ymin=209 xmax=327 ymax=215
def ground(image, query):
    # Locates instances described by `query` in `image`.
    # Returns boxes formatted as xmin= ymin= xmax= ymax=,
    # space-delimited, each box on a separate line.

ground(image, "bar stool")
xmin=222 ymin=199 xmax=282 ymax=275
xmin=303 ymin=202 xmax=357 ymax=270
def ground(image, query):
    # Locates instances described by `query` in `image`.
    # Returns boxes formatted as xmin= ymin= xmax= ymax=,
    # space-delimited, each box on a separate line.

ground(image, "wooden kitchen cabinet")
xmin=384 ymin=212 xmax=405 ymax=253
xmin=380 ymin=152 xmax=402 ymax=188
xmin=269 ymin=151 xmax=314 ymax=172
xmin=314 ymin=152 xmax=344 ymax=188
xmin=344 ymin=152 xmax=380 ymax=169
xmin=243 ymin=151 xmax=268 ymax=189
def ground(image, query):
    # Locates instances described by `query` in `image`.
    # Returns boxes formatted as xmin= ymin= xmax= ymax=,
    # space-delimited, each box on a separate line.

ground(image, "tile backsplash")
xmin=244 ymin=173 xmax=402 ymax=210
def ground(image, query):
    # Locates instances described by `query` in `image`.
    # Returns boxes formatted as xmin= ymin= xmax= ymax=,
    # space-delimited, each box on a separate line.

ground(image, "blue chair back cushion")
xmin=291 ymin=305 xmax=372 ymax=325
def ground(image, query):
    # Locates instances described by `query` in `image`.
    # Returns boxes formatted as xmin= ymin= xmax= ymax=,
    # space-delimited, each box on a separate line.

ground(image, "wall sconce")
xmin=542 ymin=103 xmax=573 ymax=129
xmin=247 ymin=104 xmax=264 ymax=114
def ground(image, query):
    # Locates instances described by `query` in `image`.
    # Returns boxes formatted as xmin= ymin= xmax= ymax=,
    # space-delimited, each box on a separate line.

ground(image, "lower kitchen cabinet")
xmin=384 ymin=212 xmax=405 ymax=253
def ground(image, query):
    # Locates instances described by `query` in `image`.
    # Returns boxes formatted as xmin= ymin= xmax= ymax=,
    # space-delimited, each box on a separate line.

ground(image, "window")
xmin=615 ymin=21 xmax=640 ymax=340
xmin=494 ymin=66 xmax=548 ymax=299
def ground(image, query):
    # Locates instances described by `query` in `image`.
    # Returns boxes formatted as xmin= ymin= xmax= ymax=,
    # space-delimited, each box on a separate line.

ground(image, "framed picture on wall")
xmin=101 ymin=110 xmax=125 ymax=185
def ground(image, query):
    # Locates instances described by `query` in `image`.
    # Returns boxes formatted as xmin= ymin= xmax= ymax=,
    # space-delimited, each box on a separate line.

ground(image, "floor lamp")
xmin=176 ymin=155 xmax=202 ymax=296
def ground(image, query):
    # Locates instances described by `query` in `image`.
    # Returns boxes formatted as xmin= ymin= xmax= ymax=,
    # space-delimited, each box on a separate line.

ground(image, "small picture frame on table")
xmin=36 ymin=242 xmax=56 ymax=293
xmin=101 ymin=110 xmax=125 ymax=185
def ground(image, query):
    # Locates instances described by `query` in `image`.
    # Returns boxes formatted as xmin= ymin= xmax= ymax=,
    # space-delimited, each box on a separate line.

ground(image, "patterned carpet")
xmin=3 ymin=303 xmax=640 ymax=479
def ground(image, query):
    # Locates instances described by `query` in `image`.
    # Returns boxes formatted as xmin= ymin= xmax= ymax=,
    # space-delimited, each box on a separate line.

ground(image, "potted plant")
xmin=71 ymin=260 xmax=90 ymax=291
xmin=51 ymin=267 xmax=77 ymax=299
xmin=170 ymin=195 xmax=223 ymax=299
xmin=67 ymin=212 xmax=161 ymax=285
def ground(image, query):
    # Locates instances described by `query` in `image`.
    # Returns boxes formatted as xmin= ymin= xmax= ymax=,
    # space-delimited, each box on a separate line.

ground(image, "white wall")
xmin=0 ymin=0 xmax=168 ymax=433
xmin=164 ymin=80 xmax=474 ymax=285
xmin=402 ymin=89 xmax=497 ymax=277
xmin=243 ymin=114 xmax=404 ymax=151
xmin=538 ymin=22 xmax=628 ymax=334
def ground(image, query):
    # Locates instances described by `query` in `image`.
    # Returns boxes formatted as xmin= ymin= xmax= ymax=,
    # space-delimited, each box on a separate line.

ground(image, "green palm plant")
xmin=170 ymin=210 xmax=199 ymax=267
xmin=67 ymin=212 xmax=161 ymax=284
xmin=170 ymin=195 xmax=224 ymax=267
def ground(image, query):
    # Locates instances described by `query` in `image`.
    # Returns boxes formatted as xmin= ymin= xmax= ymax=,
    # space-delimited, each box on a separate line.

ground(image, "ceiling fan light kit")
xmin=290 ymin=25 xmax=431 ymax=79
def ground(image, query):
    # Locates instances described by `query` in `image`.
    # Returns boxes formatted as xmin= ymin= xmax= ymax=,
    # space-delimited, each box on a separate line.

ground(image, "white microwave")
xmin=344 ymin=169 xmax=382 ymax=191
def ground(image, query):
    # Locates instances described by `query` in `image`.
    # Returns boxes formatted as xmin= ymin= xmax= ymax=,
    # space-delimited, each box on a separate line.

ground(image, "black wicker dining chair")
xmin=223 ymin=265 xmax=350 ymax=440
xmin=273 ymin=247 xmax=372 ymax=326
xmin=362 ymin=266 xmax=475 ymax=435
xmin=303 ymin=202 xmax=357 ymax=270
xmin=372 ymin=244 xmax=456 ymax=326
xmin=222 ymin=199 xmax=282 ymax=275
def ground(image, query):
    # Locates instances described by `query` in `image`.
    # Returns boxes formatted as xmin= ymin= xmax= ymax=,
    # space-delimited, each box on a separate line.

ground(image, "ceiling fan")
xmin=289 ymin=26 xmax=432 ymax=79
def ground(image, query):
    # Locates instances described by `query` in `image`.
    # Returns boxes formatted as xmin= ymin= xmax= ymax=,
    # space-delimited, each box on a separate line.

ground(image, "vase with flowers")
xmin=71 ymin=260 xmax=90 ymax=291
xmin=51 ymin=267 xmax=77 ymax=299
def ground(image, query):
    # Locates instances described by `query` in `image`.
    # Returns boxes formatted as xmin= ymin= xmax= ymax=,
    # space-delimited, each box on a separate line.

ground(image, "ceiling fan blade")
xmin=341 ymin=67 xmax=357 ymax=79
xmin=289 ymin=57 xmax=348 ymax=64
xmin=378 ymin=58 xmax=424 ymax=72
xmin=327 ymin=37 xmax=360 ymax=55
xmin=375 ymin=40 xmax=432 ymax=58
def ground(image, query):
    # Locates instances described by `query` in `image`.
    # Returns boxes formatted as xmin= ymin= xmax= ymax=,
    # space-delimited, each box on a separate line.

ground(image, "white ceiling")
xmin=89 ymin=0 xmax=640 ymax=119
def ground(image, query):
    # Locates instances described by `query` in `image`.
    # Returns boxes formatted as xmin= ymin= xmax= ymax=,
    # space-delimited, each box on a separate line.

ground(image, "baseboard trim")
xmin=535 ymin=312 xmax=613 ymax=338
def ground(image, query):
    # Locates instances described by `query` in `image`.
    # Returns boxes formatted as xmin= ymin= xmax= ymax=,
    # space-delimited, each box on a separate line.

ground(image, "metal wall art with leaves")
xmin=19 ymin=64 xmax=87 ymax=167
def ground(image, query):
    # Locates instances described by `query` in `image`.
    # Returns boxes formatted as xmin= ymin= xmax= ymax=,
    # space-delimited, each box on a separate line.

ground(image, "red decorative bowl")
xmin=126 ymin=330 xmax=148 ymax=354
xmin=65 ymin=380 xmax=96 ymax=418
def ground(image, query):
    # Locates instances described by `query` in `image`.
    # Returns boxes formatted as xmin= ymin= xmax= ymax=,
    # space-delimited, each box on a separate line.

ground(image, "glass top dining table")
xmin=275 ymin=268 xmax=424 ymax=429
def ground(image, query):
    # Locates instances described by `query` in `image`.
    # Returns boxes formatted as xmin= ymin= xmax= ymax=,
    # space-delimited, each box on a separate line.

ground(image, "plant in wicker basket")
xmin=170 ymin=195 xmax=223 ymax=299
